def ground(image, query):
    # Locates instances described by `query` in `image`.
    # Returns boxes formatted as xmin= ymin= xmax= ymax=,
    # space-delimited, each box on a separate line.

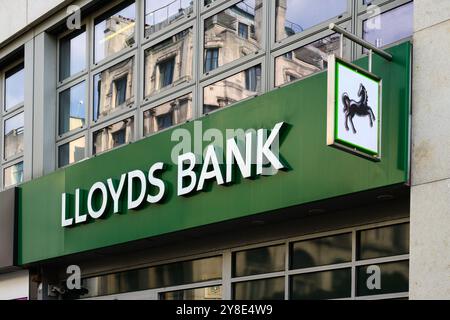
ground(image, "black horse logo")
xmin=342 ymin=84 xmax=376 ymax=134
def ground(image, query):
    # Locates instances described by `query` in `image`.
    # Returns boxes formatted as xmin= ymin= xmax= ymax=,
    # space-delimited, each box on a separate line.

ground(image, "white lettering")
xmin=128 ymin=170 xmax=147 ymax=210
xmin=178 ymin=153 xmax=197 ymax=196
xmin=87 ymin=182 xmax=108 ymax=219
xmin=147 ymin=163 xmax=166 ymax=204
xmin=197 ymin=145 xmax=224 ymax=191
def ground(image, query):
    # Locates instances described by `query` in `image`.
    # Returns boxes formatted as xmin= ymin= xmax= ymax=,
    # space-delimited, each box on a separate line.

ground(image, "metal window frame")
xmin=198 ymin=57 xmax=266 ymax=118
xmin=56 ymin=76 xmax=89 ymax=142
xmin=355 ymin=0 xmax=414 ymax=57
xmin=2 ymin=59 xmax=25 ymax=116
xmin=2 ymin=157 xmax=24 ymax=190
xmin=90 ymin=0 xmax=139 ymax=69
xmin=269 ymin=20 xmax=352 ymax=91
xmin=2 ymin=109 xmax=25 ymax=164
xmin=55 ymin=131 xmax=88 ymax=169
xmin=141 ymin=0 xmax=197 ymax=46
xmin=140 ymin=86 xmax=195 ymax=139
xmin=357 ymin=0 xmax=400 ymax=13
xmin=270 ymin=0 xmax=354 ymax=51
xmin=56 ymin=24 xmax=89 ymax=88
xmin=199 ymin=0 xmax=267 ymax=81
xmin=140 ymin=21 xmax=197 ymax=106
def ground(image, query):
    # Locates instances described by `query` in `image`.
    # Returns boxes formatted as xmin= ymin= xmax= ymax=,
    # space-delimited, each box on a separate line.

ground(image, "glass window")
xmin=82 ymin=256 xmax=222 ymax=298
xmin=145 ymin=0 xmax=193 ymax=37
xmin=4 ymin=113 xmax=24 ymax=159
xmin=234 ymin=277 xmax=285 ymax=300
xmin=93 ymin=57 xmax=135 ymax=122
xmin=58 ymin=137 xmax=86 ymax=168
xmin=204 ymin=0 xmax=263 ymax=72
xmin=4 ymin=64 xmax=25 ymax=111
xmin=144 ymin=93 xmax=193 ymax=135
xmin=363 ymin=2 xmax=414 ymax=48
xmin=94 ymin=1 xmax=136 ymax=63
xmin=357 ymin=261 xmax=409 ymax=297
xmin=291 ymin=233 xmax=352 ymax=270
xmin=59 ymin=28 xmax=86 ymax=81
xmin=59 ymin=81 xmax=86 ymax=135
xmin=275 ymin=33 xmax=343 ymax=87
xmin=275 ymin=0 xmax=348 ymax=42
xmin=205 ymin=48 xmax=219 ymax=73
xmin=160 ymin=286 xmax=222 ymax=300
xmin=93 ymin=117 xmax=134 ymax=155
xmin=290 ymin=268 xmax=351 ymax=300
xmin=3 ymin=162 xmax=23 ymax=188
xmin=233 ymin=245 xmax=285 ymax=278
xmin=358 ymin=224 xmax=410 ymax=260
xmin=144 ymin=28 xmax=194 ymax=98
xmin=203 ymin=64 xmax=261 ymax=114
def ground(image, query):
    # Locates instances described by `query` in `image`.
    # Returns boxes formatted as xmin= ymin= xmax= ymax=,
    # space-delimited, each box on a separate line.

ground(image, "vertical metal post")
xmin=340 ymin=33 xmax=344 ymax=58
xmin=368 ymin=49 xmax=373 ymax=73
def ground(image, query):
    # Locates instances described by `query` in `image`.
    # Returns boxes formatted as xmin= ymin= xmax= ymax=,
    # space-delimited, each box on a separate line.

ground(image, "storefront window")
xmin=363 ymin=2 xmax=413 ymax=48
xmin=144 ymin=28 xmax=193 ymax=98
xmin=143 ymin=93 xmax=193 ymax=135
xmin=234 ymin=277 xmax=285 ymax=300
xmin=3 ymin=162 xmax=23 ymax=188
xmin=275 ymin=33 xmax=343 ymax=87
xmin=203 ymin=64 xmax=261 ymax=114
xmin=58 ymin=137 xmax=86 ymax=168
xmin=145 ymin=0 xmax=193 ymax=37
xmin=290 ymin=233 xmax=352 ymax=269
xmin=357 ymin=223 xmax=410 ymax=260
xmin=93 ymin=117 xmax=134 ymax=155
xmin=4 ymin=112 xmax=24 ymax=159
xmin=356 ymin=261 xmax=409 ymax=297
xmin=93 ymin=57 xmax=135 ymax=122
xmin=290 ymin=268 xmax=351 ymax=300
xmin=160 ymin=286 xmax=222 ymax=300
xmin=94 ymin=1 xmax=136 ymax=63
xmin=59 ymin=28 xmax=86 ymax=81
xmin=233 ymin=245 xmax=285 ymax=278
xmin=59 ymin=81 xmax=86 ymax=135
xmin=4 ymin=64 xmax=25 ymax=111
xmin=275 ymin=0 xmax=347 ymax=42
xmin=204 ymin=0 xmax=263 ymax=72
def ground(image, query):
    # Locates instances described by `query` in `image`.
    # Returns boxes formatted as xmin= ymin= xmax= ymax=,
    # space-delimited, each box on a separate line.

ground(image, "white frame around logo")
xmin=327 ymin=54 xmax=382 ymax=161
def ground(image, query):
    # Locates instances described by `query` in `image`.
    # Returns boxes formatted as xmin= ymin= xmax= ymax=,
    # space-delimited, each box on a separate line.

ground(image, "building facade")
xmin=0 ymin=0 xmax=446 ymax=300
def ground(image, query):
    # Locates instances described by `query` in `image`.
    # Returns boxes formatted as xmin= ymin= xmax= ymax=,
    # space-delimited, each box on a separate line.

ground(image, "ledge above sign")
xmin=327 ymin=54 xmax=382 ymax=161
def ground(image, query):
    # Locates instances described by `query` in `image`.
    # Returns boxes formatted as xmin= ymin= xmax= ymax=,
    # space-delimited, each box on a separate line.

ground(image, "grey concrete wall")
xmin=0 ymin=0 xmax=70 ymax=45
xmin=410 ymin=0 xmax=450 ymax=299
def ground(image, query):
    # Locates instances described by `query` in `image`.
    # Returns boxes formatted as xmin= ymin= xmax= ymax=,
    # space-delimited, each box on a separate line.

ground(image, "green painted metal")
xmin=17 ymin=42 xmax=411 ymax=265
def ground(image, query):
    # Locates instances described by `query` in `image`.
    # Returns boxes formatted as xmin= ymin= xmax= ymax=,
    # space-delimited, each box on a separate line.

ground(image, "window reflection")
xmin=234 ymin=277 xmax=284 ymax=300
xmin=144 ymin=93 xmax=193 ymax=135
xmin=160 ymin=286 xmax=222 ymax=300
xmin=5 ymin=64 xmax=25 ymax=111
xmin=144 ymin=28 xmax=194 ymax=98
xmin=94 ymin=57 xmax=135 ymax=122
xmin=291 ymin=234 xmax=352 ymax=270
xmin=58 ymin=137 xmax=86 ymax=168
xmin=291 ymin=269 xmax=351 ymax=300
xmin=4 ymin=162 xmax=23 ymax=188
xmin=81 ymin=256 xmax=222 ymax=299
xmin=275 ymin=33 xmax=343 ymax=87
xmin=59 ymin=81 xmax=86 ymax=135
xmin=93 ymin=117 xmax=134 ymax=155
xmin=363 ymin=2 xmax=413 ymax=48
xmin=4 ymin=113 xmax=24 ymax=159
xmin=204 ymin=0 xmax=263 ymax=72
xmin=59 ymin=28 xmax=86 ymax=81
xmin=94 ymin=1 xmax=136 ymax=63
xmin=233 ymin=245 xmax=285 ymax=278
xmin=357 ymin=261 xmax=409 ymax=296
xmin=358 ymin=224 xmax=410 ymax=260
xmin=275 ymin=0 xmax=347 ymax=41
xmin=145 ymin=0 xmax=194 ymax=37
xmin=203 ymin=64 xmax=261 ymax=114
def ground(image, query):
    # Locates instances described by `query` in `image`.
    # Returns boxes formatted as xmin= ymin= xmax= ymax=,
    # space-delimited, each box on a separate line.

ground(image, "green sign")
xmin=327 ymin=55 xmax=382 ymax=160
xmin=17 ymin=42 xmax=411 ymax=265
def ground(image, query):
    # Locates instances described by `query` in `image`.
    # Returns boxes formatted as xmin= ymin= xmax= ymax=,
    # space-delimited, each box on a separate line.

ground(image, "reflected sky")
xmin=146 ymin=0 xmax=192 ymax=23
xmin=60 ymin=31 xmax=86 ymax=80
xmin=281 ymin=0 xmax=347 ymax=33
xmin=5 ymin=67 xmax=25 ymax=110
